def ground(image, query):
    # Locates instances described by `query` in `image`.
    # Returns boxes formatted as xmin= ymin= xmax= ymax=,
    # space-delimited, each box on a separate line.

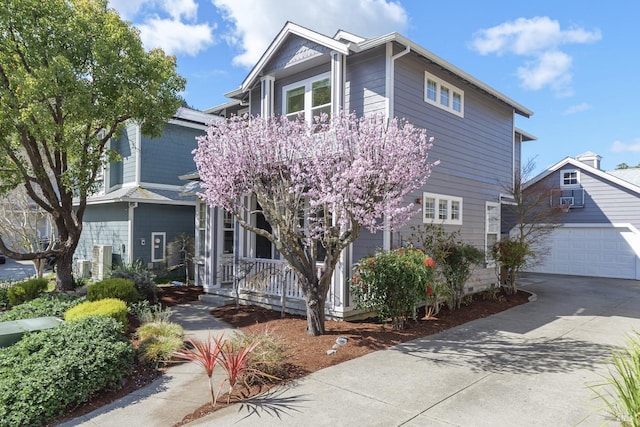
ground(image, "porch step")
xmin=198 ymin=294 xmax=235 ymax=307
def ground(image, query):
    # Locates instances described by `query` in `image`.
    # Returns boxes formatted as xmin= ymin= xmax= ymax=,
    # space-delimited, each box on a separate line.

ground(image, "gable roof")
xmin=87 ymin=185 xmax=195 ymax=206
xmin=224 ymin=22 xmax=533 ymax=118
xmin=526 ymin=156 xmax=640 ymax=196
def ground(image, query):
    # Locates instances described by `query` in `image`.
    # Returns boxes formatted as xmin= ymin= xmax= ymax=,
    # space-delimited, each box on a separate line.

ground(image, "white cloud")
xmin=563 ymin=102 xmax=591 ymax=115
xmin=138 ymin=18 xmax=215 ymax=56
xmin=211 ymin=0 xmax=408 ymax=67
xmin=470 ymin=16 xmax=601 ymax=96
xmin=611 ymin=139 xmax=640 ymax=153
xmin=109 ymin=0 xmax=215 ymax=56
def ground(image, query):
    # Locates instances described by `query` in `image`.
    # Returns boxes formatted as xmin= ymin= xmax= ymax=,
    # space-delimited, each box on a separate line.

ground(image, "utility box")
xmin=77 ymin=259 xmax=92 ymax=278
xmin=92 ymin=245 xmax=112 ymax=280
xmin=0 ymin=317 xmax=64 ymax=348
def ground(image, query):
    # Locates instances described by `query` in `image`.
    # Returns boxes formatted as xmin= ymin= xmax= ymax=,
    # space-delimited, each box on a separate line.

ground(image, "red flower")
xmin=423 ymin=256 xmax=436 ymax=268
xmin=426 ymin=284 xmax=433 ymax=296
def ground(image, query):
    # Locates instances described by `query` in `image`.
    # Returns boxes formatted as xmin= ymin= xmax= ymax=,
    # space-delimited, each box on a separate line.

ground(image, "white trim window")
xmin=485 ymin=202 xmax=500 ymax=265
xmin=283 ymin=73 xmax=331 ymax=123
xmin=560 ymin=169 xmax=579 ymax=187
xmin=424 ymin=72 xmax=464 ymax=117
xmin=423 ymin=192 xmax=463 ymax=225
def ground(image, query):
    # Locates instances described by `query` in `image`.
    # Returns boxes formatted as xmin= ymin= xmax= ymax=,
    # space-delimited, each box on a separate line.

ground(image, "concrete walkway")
xmin=59 ymin=274 xmax=640 ymax=426
xmin=59 ymin=301 xmax=236 ymax=427
xmin=190 ymin=274 xmax=640 ymax=426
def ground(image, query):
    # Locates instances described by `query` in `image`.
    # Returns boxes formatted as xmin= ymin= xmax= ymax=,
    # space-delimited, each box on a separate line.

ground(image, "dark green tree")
xmin=0 ymin=0 xmax=185 ymax=290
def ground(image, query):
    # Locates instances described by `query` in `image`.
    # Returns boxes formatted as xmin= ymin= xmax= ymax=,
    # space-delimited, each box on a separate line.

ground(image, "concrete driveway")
xmin=192 ymin=274 xmax=640 ymax=426
xmin=0 ymin=258 xmax=36 ymax=282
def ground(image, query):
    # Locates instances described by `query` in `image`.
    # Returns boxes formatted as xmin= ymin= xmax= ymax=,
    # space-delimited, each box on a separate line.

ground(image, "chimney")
xmin=576 ymin=151 xmax=601 ymax=170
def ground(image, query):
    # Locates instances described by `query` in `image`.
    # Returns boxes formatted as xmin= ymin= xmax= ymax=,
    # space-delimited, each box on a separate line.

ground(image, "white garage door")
xmin=525 ymin=225 xmax=640 ymax=279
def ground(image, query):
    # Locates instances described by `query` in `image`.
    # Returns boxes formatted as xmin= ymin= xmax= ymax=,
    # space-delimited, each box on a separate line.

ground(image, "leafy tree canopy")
xmin=0 ymin=0 xmax=186 ymax=289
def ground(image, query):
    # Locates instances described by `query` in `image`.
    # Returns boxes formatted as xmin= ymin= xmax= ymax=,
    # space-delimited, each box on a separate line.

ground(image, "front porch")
xmin=200 ymin=256 xmax=358 ymax=320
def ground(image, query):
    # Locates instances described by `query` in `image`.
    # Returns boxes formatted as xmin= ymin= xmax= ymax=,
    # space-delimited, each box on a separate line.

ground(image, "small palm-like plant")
xmin=591 ymin=332 xmax=640 ymax=426
xmin=218 ymin=339 xmax=260 ymax=403
xmin=174 ymin=332 xmax=223 ymax=407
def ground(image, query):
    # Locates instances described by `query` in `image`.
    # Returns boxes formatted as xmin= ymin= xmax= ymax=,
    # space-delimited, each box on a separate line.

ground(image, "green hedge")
xmin=6 ymin=278 xmax=48 ymax=306
xmin=0 ymin=294 xmax=81 ymax=321
xmin=87 ymin=278 xmax=140 ymax=304
xmin=64 ymin=298 xmax=129 ymax=330
xmin=0 ymin=316 xmax=134 ymax=427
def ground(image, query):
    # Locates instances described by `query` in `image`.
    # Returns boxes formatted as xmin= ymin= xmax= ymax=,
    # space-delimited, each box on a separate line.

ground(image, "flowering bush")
xmin=351 ymin=247 xmax=436 ymax=330
xmin=408 ymin=224 xmax=484 ymax=310
xmin=491 ymin=238 xmax=533 ymax=294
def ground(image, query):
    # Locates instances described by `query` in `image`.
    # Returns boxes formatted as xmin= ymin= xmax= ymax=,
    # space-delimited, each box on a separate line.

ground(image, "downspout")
xmin=383 ymin=42 xmax=411 ymax=250
xmin=135 ymin=123 xmax=141 ymax=186
xmin=127 ymin=202 xmax=137 ymax=264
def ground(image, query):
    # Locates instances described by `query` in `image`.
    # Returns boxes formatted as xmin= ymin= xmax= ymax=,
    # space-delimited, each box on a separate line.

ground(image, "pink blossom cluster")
xmin=193 ymin=111 xmax=438 ymax=234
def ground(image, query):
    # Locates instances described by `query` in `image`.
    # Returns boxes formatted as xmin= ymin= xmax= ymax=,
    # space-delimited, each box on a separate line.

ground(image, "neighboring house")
xmin=74 ymin=107 xmax=216 ymax=276
xmin=523 ymin=151 xmax=640 ymax=280
xmin=195 ymin=22 xmax=533 ymax=318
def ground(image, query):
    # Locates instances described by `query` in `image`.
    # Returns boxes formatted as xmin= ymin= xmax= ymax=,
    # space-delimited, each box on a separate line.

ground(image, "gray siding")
xmin=108 ymin=124 xmax=137 ymax=187
xmin=345 ymin=46 xmax=387 ymax=116
xmin=140 ymin=123 xmax=200 ymax=185
xmin=394 ymin=52 xmax=515 ymax=187
xmin=75 ymin=203 xmax=128 ymax=265
xmin=351 ymin=229 xmax=383 ymax=264
xmin=132 ymin=203 xmax=195 ymax=265
xmin=534 ymin=168 xmax=640 ymax=229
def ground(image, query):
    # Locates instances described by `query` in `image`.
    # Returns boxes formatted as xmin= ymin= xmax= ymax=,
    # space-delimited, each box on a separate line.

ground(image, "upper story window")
xmin=561 ymin=169 xmax=579 ymax=186
xmin=283 ymin=73 xmax=331 ymax=123
xmin=424 ymin=72 xmax=464 ymax=117
xmin=423 ymin=192 xmax=463 ymax=225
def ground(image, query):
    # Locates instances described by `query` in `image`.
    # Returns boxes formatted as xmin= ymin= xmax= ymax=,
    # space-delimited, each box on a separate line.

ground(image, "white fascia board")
xmin=356 ymin=33 xmax=533 ymax=118
xmin=240 ymin=22 xmax=350 ymax=93
xmin=515 ymin=127 xmax=537 ymax=142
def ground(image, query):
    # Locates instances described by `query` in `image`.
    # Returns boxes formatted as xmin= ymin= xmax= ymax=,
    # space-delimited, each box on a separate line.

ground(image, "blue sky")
xmin=108 ymin=0 xmax=639 ymax=175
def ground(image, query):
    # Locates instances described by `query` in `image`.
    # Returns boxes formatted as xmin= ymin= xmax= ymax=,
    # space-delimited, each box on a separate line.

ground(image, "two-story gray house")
xmin=195 ymin=22 xmax=533 ymax=318
xmin=523 ymin=152 xmax=640 ymax=280
xmin=75 ymin=107 xmax=215 ymax=276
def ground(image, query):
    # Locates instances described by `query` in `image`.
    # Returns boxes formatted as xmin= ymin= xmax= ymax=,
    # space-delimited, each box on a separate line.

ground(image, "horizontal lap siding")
xmin=393 ymin=52 xmax=516 ymax=290
xmin=75 ymin=203 xmax=129 ymax=265
xmin=109 ymin=124 xmax=137 ymax=187
xmin=140 ymin=124 xmax=200 ymax=186
xmin=537 ymin=169 xmax=640 ymax=229
xmin=345 ymin=47 xmax=386 ymax=115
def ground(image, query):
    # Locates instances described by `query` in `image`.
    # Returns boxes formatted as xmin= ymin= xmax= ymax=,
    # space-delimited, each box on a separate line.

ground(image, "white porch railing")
xmin=221 ymin=257 xmax=326 ymax=301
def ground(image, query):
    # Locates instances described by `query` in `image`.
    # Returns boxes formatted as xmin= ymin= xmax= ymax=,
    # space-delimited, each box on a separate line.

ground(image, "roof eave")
xmin=357 ymin=33 xmax=533 ymax=118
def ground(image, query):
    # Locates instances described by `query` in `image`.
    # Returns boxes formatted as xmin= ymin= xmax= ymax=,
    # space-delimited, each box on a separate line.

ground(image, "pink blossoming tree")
xmin=194 ymin=112 xmax=437 ymax=336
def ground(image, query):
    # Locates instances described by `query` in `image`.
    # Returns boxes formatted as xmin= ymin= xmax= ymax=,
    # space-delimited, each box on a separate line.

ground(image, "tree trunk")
xmin=55 ymin=249 xmax=75 ymax=291
xmin=305 ymin=284 xmax=326 ymax=336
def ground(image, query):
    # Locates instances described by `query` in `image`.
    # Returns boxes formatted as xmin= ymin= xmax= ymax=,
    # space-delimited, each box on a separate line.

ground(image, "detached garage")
xmin=521 ymin=152 xmax=640 ymax=280
xmin=527 ymin=224 xmax=640 ymax=280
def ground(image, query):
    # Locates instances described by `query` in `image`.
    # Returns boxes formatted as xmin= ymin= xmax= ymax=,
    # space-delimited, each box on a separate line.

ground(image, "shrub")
xmin=491 ymin=237 xmax=533 ymax=295
xmin=351 ymin=247 xmax=435 ymax=329
xmin=6 ymin=278 xmax=48 ymax=306
xmin=130 ymin=300 xmax=174 ymax=324
xmin=136 ymin=321 xmax=184 ymax=366
xmin=87 ymin=278 xmax=140 ymax=304
xmin=0 ymin=294 xmax=82 ymax=321
xmin=110 ymin=260 xmax=158 ymax=302
xmin=228 ymin=327 xmax=288 ymax=385
xmin=64 ymin=298 xmax=129 ymax=330
xmin=591 ymin=332 xmax=640 ymax=426
xmin=438 ymin=241 xmax=484 ymax=310
xmin=0 ymin=316 xmax=134 ymax=427
xmin=0 ymin=286 xmax=9 ymax=310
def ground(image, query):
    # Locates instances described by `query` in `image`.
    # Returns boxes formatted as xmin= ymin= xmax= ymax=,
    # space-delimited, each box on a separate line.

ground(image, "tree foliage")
xmin=0 ymin=0 xmax=185 ymax=290
xmin=194 ymin=112 xmax=437 ymax=335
